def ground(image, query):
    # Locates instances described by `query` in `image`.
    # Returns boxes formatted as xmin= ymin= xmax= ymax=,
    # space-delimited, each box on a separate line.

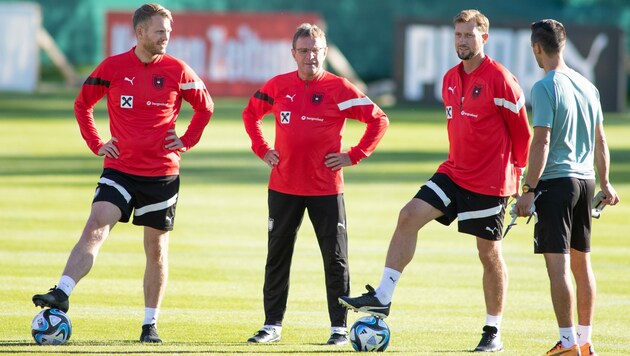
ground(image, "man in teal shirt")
xmin=515 ymin=19 xmax=619 ymax=356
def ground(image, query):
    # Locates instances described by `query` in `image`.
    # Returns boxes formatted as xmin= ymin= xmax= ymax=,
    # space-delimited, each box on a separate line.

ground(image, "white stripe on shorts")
xmin=134 ymin=193 xmax=178 ymax=217
xmin=426 ymin=179 xmax=451 ymax=207
xmin=98 ymin=177 xmax=132 ymax=203
xmin=458 ymin=204 xmax=503 ymax=221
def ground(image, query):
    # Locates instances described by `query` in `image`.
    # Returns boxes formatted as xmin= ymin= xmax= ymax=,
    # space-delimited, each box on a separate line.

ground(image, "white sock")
xmin=559 ymin=326 xmax=577 ymax=348
xmin=331 ymin=326 xmax=347 ymax=335
xmin=577 ymin=325 xmax=592 ymax=345
xmin=57 ymin=275 xmax=76 ymax=296
xmin=375 ymin=267 xmax=401 ymax=305
xmin=486 ymin=314 xmax=502 ymax=330
xmin=143 ymin=307 xmax=159 ymax=326
xmin=263 ymin=325 xmax=282 ymax=334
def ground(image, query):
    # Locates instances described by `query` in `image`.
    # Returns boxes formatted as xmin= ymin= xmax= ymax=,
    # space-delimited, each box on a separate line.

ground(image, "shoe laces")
xmin=329 ymin=333 xmax=347 ymax=344
xmin=143 ymin=324 xmax=157 ymax=332
xmin=479 ymin=326 xmax=498 ymax=345
xmin=259 ymin=327 xmax=277 ymax=337
xmin=48 ymin=286 xmax=68 ymax=299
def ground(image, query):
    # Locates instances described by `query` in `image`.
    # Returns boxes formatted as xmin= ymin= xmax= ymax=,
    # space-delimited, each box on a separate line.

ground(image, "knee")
xmin=84 ymin=215 xmax=108 ymax=231
xmin=397 ymin=205 xmax=418 ymax=228
xmin=478 ymin=245 xmax=504 ymax=267
xmin=81 ymin=217 xmax=112 ymax=245
xmin=396 ymin=199 xmax=436 ymax=233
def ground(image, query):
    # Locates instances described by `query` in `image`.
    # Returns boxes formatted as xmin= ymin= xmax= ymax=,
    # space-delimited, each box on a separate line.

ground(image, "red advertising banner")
xmin=106 ymin=12 xmax=323 ymax=97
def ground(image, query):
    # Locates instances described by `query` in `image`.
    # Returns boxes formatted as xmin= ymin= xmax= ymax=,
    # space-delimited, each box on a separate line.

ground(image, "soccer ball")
xmin=31 ymin=308 xmax=72 ymax=345
xmin=349 ymin=315 xmax=390 ymax=352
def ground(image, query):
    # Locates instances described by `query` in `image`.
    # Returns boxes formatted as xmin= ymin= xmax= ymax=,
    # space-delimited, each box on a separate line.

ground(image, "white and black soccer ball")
xmin=349 ymin=315 xmax=390 ymax=352
xmin=31 ymin=308 xmax=72 ymax=345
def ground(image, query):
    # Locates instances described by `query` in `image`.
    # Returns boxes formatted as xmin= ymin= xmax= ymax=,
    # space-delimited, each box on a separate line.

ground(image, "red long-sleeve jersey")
xmin=243 ymin=71 xmax=389 ymax=196
xmin=74 ymin=47 xmax=213 ymax=177
xmin=439 ymin=56 xmax=531 ymax=197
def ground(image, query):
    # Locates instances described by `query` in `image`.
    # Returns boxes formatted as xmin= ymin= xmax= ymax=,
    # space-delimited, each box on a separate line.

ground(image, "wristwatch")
xmin=522 ymin=183 xmax=536 ymax=194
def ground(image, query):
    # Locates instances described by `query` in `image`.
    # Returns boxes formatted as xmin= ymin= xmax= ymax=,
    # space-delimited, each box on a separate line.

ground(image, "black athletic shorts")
xmin=414 ymin=173 xmax=508 ymax=241
xmin=93 ymin=168 xmax=179 ymax=231
xmin=533 ymin=177 xmax=594 ymax=254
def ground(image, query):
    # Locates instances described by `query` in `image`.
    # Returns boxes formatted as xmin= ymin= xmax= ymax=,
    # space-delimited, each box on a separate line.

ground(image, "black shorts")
xmin=414 ymin=173 xmax=508 ymax=241
xmin=93 ymin=168 xmax=179 ymax=231
xmin=534 ymin=177 xmax=594 ymax=254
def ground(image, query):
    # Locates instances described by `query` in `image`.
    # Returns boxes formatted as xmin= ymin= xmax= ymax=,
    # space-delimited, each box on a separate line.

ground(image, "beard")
xmin=457 ymin=47 xmax=474 ymax=60
xmin=142 ymin=41 xmax=167 ymax=56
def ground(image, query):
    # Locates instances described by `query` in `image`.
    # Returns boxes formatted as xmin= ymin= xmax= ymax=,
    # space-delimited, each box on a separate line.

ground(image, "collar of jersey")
xmin=294 ymin=70 xmax=327 ymax=85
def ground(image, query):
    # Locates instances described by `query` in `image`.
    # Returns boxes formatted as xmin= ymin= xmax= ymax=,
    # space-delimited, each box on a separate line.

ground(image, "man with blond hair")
xmin=340 ymin=9 xmax=531 ymax=352
xmin=32 ymin=3 xmax=214 ymax=343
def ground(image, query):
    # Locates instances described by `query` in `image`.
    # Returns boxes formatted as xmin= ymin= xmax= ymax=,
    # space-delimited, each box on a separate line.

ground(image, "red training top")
xmin=440 ymin=56 xmax=531 ymax=197
xmin=74 ymin=47 xmax=214 ymax=177
xmin=243 ymin=71 xmax=389 ymax=196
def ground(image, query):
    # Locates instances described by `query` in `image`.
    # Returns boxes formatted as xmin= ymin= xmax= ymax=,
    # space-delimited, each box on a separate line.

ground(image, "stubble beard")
xmin=457 ymin=48 xmax=473 ymax=61
xmin=143 ymin=41 xmax=167 ymax=56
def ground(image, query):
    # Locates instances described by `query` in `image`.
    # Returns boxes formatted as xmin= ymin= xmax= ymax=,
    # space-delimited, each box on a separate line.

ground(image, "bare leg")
xmin=570 ymin=249 xmax=595 ymax=326
xmin=384 ymin=198 xmax=442 ymax=272
xmin=544 ymin=253 xmax=575 ymax=327
xmin=62 ymin=201 xmax=121 ymax=282
xmin=143 ymin=227 xmax=169 ymax=309
xmin=476 ymin=237 xmax=507 ymax=316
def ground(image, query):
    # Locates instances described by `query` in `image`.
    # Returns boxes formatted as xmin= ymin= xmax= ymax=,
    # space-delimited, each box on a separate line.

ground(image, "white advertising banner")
xmin=0 ymin=2 xmax=40 ymax=92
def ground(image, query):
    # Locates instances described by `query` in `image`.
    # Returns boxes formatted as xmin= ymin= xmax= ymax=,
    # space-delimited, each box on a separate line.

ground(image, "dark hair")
xmin=531 ymin=19 xmax=566 ymax=55
xmin=292 ymin=23 xmax=326 ymax=48
xmin=133 ymin=3 xmax=172 ymax=31
xmin=453 ymin=9 xmax=489 ymax=33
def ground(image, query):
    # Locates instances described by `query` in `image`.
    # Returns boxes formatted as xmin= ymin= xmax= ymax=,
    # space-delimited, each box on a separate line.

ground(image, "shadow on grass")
xmin=3 ymin=147 xmax=630 ymax=186
xmin=0 ymin=149 xmax=450 ymax=185
xmin=2 ymin=89 xmax=630 ymax=186
xmin=0 ymin=340 xmax=368 ymax=354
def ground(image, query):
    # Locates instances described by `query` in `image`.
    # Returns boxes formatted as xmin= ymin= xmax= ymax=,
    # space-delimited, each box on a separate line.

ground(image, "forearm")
xmin=180 ymin=110 xmax=212 ymax=150
xmin=524 ymin=128 xmax=550 ymax=187
xmin=243 ymin=111 xmax=272 ymax=159
xmin=347 ymin=115 xmax=389 ymax=164
xmin=594 ymin=138 xmax=611 ymax=188
xmin=74 ymin=103 xmax=104 ymax=155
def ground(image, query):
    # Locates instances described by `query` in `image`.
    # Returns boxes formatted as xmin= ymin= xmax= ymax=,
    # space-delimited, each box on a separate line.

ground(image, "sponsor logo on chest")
xmin=121 ymin=95 xmax=133 ymax=108
xmin=280 ymin=111 xmax=291 ymax=124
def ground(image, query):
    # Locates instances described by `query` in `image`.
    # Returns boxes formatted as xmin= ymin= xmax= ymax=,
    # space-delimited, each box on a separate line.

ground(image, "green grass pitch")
xmin=0 ymin=91 xmax=629 ymax=355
